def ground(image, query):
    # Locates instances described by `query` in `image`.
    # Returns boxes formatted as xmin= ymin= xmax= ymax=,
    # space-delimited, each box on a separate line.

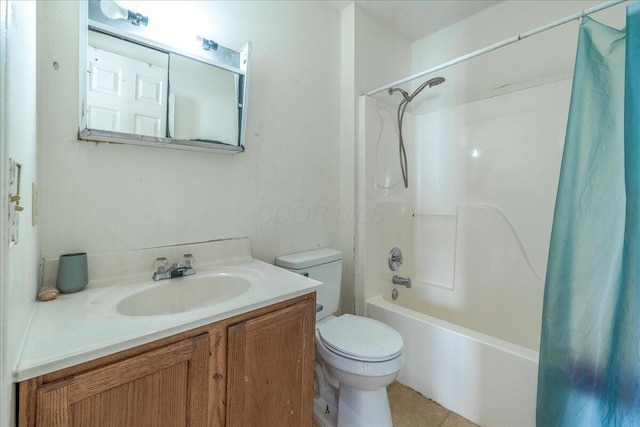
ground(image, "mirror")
xmin=79 ymin=0 xmax=251 ymax=154
xmin=169 ymin=54 xmax=239 ymax=144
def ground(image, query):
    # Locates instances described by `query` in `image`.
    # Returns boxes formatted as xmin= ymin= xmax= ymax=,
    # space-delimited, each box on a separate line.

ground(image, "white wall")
xmin=0 ymin=1 xmax=39 ymax=425
xmin=354 ymin=6 xmax=411 ymax=100
xmin=38 ymin=1 xmax=343 ymax=268
xmin=339 ymin=4 xmax=357 ymax=314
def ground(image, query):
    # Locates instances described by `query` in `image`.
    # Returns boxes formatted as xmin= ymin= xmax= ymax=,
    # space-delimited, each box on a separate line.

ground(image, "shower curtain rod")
xmin=365 ymin=0 xmax=628 ymax=96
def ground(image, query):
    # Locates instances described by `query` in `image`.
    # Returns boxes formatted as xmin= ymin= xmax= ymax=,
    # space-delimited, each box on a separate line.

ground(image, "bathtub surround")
xmin=360 ymin=78 xmax=570 ymax=342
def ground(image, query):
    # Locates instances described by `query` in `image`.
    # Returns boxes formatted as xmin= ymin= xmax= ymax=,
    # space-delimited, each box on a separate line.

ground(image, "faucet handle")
xmin=182 ymin=254 xmax=194 ymax=268
xmin=388 ymin=247 xmax=404 ymax=271
xmin=154 ymin=257 xmax=169 ymax=273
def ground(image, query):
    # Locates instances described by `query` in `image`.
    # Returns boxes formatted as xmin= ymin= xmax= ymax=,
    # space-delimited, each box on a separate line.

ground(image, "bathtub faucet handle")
xmin=392 ymin=275 xmax=412 ymax=288
xmin=388 ymin=247 xmax=404 ymax=271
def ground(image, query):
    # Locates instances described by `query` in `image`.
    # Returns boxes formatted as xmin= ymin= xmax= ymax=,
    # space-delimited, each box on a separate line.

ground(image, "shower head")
xmin=426 ymin=77 xmax=445 ymax=87
xmin=408 ymin=76 xmax=446 ymax=102
xmin=388 ymin=77 xmax=446 ymax=103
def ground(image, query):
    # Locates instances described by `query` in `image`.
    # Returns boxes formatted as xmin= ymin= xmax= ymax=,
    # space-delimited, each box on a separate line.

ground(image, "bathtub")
xmin=366 ymin=291 xmax=539 ymax=427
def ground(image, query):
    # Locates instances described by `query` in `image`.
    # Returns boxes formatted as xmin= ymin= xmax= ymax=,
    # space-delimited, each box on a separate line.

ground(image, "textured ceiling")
xmin=329 ymin=0 xmax=502 ymax=42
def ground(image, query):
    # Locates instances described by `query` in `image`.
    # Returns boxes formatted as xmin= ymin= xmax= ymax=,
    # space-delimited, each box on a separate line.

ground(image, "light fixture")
xmin=100 ymin=0 xmax=148 ymax=26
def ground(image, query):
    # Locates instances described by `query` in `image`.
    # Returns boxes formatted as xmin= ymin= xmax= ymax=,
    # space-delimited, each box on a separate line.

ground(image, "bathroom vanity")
xmin=14 ymin=238 xmax=320 ymax=426
xmin=18 ymin=294 xmax=315 ymax=426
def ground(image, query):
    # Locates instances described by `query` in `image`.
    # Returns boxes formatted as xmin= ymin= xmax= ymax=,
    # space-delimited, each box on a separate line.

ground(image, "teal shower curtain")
xmin=537 ymin=4 xmax=640 ymax=426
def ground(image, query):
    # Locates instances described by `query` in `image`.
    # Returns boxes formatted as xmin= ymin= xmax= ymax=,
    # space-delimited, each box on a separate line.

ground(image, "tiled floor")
xmin=313 ymin=382 xmax=478 ymax=427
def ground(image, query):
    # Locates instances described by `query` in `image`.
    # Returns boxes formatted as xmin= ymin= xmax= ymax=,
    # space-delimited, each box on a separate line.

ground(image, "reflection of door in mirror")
xmin=87 ymin=30 xmax=168 ymax=137
xmin=169 ymin=54 xmax=239 ymax=145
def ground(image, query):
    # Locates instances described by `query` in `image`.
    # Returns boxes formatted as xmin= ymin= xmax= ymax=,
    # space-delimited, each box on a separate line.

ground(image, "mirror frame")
xmin=78 ymin=0 xmax=251 ymax=154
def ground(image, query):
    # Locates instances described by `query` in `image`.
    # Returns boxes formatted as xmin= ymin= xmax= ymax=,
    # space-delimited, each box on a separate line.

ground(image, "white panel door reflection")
xmin=87 ymin=46 xmax=168 ymax=137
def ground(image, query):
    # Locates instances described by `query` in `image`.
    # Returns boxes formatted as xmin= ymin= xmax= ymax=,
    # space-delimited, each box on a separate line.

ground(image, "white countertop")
xmin=14 ymin=239 xmax=322 ymax=382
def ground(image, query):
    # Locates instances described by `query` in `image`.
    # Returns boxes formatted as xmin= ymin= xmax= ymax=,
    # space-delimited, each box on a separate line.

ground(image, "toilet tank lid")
xmin=275 ymin=248 xmax=342 ymax=269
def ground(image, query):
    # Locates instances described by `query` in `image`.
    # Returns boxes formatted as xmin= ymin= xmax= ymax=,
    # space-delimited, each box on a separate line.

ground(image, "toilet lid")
xmin=317 ymin=315 xmax=403 ymax=362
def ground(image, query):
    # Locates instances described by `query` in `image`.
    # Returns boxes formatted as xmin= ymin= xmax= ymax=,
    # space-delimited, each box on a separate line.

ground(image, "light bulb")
xmin=99 ymin=0 xmax=148 ymax=26
xmin=100 ymin=0 xmax=128 ymax=21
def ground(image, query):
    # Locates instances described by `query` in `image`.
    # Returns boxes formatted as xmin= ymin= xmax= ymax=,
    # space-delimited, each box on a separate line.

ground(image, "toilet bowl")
xmin=275 ymin=249 xmax=404 ymax=427
xmin=314 ymin=314 xmax=404 ymax=427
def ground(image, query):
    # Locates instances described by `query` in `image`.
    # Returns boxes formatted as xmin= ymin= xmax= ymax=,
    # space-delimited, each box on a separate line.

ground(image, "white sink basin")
xmin=116 ymin=273 xmax=252 ymax=316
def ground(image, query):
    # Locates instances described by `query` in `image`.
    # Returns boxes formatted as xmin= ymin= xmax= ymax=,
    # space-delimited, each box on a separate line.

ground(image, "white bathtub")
xmin=366 ymin=292 xmax=539 ymax=427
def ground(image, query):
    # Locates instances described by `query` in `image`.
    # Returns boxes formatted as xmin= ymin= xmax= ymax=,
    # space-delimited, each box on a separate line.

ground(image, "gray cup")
xmin=56 ymin=252 xmax=89 ymax=293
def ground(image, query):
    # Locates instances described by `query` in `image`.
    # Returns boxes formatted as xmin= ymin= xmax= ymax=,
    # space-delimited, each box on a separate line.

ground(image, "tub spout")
xmin=392 ymin=275 xmax=412 ymax=288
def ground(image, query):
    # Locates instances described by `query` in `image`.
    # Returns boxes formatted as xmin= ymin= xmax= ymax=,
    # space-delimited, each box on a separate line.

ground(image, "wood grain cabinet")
xmin=18 ymin=294 xmax=315 ymax=427
xmin=32 ymin=334 xmax=209 ymax=427
xmin=227 ymin=300 xmax=315 ymax=427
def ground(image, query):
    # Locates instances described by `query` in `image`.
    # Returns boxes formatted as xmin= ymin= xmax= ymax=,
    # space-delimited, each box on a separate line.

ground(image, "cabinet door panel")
xmin=71 ymin=362 xmax=189 ymax=426
xmin=35 ymin=334 xmax=209 ymax=427
xmin=227 ymin=299 xmax=315 ymax=427
xmin=36 ymin=382 xmax=71 ymax=426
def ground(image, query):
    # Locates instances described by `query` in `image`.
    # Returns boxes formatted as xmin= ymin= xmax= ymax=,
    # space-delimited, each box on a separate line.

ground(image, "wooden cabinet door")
xmin=227 ymin=299 xmax=315 ymax=427
xmin=34 ymin=333 xmax=209 ymax=427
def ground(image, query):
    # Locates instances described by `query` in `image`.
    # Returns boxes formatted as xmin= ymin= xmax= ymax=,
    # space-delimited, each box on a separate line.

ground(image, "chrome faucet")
xmin=392 ymin=275 xmax=412 ymax=288
xmin=153 ymin=254 xmax=195 ymax=281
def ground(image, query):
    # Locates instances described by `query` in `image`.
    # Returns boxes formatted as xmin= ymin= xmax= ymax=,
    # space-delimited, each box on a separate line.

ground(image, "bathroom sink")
xmin=116 ymin=273 xmax=252 ymax=316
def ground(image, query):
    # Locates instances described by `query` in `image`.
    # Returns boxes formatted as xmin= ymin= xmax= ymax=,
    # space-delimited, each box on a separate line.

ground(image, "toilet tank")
xmin=275 ymin=249 xmax=342 ymax=321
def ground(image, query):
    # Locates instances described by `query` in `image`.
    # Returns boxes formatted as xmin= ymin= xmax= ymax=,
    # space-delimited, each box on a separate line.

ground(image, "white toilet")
xmin=276 ymin=249 xmax=404 ymax=427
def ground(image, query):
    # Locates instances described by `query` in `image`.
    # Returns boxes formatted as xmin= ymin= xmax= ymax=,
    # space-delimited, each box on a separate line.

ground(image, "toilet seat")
xmin=317 ymin=314 xmax=403 ymax=362
xmin=315 ymin=330 xmax=405 ymax=381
